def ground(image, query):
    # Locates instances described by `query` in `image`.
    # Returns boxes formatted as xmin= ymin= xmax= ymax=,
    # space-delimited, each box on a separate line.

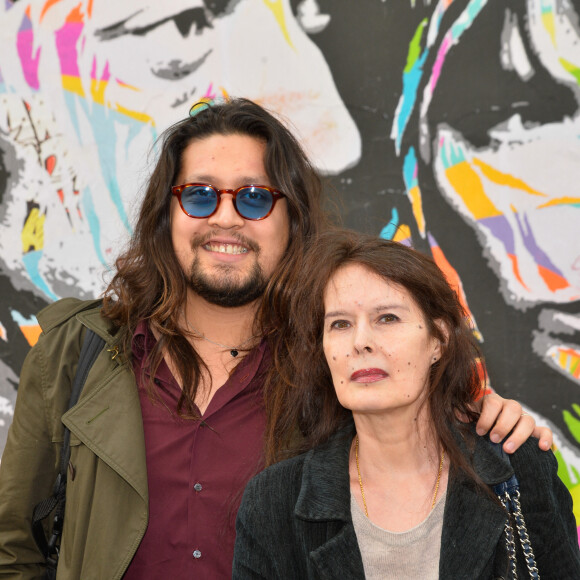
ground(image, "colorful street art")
xmin=1 ymin=0 xmax=580 ymax=539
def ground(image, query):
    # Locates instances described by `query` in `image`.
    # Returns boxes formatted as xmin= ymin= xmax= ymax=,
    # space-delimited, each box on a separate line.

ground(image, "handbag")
xmin=31 ymin=328 xmax=106 ymax=579
xmin=491 ymin=442 xmax=540 ymax=580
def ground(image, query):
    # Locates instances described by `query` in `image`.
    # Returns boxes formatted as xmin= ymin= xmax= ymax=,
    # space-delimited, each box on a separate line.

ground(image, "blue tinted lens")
xmin=236 ymin=187 xmax=273 ymax=219
xmin=181 ymin=185 xmax=218 ymax=217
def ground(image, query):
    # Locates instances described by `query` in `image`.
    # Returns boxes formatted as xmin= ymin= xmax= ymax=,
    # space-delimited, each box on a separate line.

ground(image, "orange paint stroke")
xmin=45 ymin=155 xmax=56 ymax=176
xmin=430 ymin=243 xmax=483 ymax=341
xmin=473 ymin=158 xmax=546 ymax=197
xmin=507 ymin=253 xmax=529 ymax=290
xmin=538 ymin=264 xmax=570 ymax=292
xmin=66 ymin=3 xmax=85 ymax=23
xmin=21 ymin=324 xmax=42 ymax=347
xmin=40 ymin=0 xmax=64 ymax=22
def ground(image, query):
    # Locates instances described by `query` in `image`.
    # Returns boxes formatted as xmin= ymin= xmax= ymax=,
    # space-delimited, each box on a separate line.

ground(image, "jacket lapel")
xmin=61 ymin=309 xmax=148 ymax=501
xmin=440 ymin=434 xmax=514 ymax=579
xmin=439 ymin=474 xmax=507 ymax=579
xmin=309 ymin=526 xmax=366 ymax=579
xmin=295 ymin=425 xmax=366 ymax=580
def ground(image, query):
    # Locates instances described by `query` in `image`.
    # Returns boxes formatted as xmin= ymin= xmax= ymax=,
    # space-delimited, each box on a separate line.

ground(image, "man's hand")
xmin=474 ymin=393 xmax=553 ymax=453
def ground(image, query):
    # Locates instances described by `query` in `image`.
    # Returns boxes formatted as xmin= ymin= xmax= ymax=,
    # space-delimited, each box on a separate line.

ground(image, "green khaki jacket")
xmin=0 ymin=299 xmax=148 ymax=579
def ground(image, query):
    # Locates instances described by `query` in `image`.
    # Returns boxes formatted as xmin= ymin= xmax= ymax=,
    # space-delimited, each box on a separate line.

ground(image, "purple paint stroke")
xmin=478 ymin=215 xmax=516 ymax=255
xmin=16 ymin=14 xmax=41 ymax=90
xmin=515 ymin=211 xmax=566 ymax=277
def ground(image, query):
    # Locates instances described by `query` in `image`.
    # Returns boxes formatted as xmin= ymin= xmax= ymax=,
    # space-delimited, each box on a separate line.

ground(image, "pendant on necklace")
xmin=230 ymin=349 xmax=239 ymax=357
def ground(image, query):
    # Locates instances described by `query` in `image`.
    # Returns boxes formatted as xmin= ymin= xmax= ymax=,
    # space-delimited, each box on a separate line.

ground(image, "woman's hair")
xmin=262 ymin=228 xmax=486 ymax=480
xmin=102 ymin=97 xmax=326 ymax=415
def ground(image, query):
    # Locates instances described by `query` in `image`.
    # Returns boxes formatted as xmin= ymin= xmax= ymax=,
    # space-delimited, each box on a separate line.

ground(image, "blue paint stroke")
xmin=380 ymin=207 xmax=399 ymax=240
xmin=81 ymin=185 xmax=107 ymax=267
xmin=22 ymin=250 xmax=58 ymax=301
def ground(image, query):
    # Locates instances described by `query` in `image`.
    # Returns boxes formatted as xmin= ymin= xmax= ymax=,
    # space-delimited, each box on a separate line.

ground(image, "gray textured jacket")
xmin=233 ymin=425 xmax=580 ymax=579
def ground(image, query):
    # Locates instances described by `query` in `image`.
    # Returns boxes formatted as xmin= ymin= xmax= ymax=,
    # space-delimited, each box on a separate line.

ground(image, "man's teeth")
xmin=205 ymin=243 xmax=248 ymax=255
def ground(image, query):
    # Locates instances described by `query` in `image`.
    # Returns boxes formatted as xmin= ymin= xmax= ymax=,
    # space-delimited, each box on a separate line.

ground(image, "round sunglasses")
xmin=171 ymin=183 xmax=286 ymax=221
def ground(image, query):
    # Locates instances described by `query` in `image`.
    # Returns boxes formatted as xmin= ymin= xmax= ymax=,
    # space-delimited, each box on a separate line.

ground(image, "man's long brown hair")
xmin=102 ymin=98 xmax=326 ymax=415
xmin=262 ymin=229 xmax=487 ymax=486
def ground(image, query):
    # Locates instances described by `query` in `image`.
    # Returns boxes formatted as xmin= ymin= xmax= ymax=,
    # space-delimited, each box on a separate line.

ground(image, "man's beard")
xmin=187 ymin=257 xmax=267 ymax=307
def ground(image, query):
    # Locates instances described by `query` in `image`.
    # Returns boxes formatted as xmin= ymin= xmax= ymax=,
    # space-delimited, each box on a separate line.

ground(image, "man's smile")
xmin=203 ymin=242 xmax=249 ymax=255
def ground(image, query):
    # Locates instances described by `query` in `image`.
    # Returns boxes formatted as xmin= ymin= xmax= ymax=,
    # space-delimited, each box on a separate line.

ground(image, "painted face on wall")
xmin=388 ymin=1 xmax=580 ymax=395
xmin=322 ymin=263 xmax=441 ymax=417
xmin=86 ymin=0 xmax=360 ymax=172
xmin=430 ymin=4 xmax=580 ymax=308
xmin=0 ymin=0 xmax=360 ymax=304
xmin=388 ymin=2 xmax=579 ymax=298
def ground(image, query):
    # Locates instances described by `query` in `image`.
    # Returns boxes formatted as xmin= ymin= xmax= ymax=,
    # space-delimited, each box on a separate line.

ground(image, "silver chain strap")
xmin=497 ymin=488 xmax=540 ymax=580
xmin=498 ymin=492 xmax=519 ymax=579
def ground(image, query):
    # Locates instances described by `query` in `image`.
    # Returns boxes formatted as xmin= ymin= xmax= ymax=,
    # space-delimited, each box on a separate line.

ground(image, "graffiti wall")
xmin=1 ymin=0 xmax=579 ymax=530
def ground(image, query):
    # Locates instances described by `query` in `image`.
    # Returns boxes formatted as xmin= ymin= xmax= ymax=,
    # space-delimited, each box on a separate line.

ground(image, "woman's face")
xmin=322 ymin=263 xmax=442 ymax=417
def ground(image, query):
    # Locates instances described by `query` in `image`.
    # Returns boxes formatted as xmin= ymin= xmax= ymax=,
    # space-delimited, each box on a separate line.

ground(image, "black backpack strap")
xmin=32 ymin=328 xmax=106 ymax=575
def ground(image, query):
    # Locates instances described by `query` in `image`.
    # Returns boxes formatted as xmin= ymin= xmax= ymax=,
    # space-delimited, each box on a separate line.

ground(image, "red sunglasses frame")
xmin=171 ymin=183 xmax=286 ymax=221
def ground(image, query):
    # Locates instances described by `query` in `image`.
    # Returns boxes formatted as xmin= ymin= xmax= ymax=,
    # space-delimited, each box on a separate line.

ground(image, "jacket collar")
xmin=295 ymin=424 xmax=355 ymax=522
xmin=294 ymin=422 xmax=514 ymax=519
xmin=294 ymin=422 xmax=513 ymax=580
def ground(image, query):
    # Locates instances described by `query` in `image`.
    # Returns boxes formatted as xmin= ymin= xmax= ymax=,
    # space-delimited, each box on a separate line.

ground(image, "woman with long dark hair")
xmin=234 ymin=229 xmax=580 ymax=579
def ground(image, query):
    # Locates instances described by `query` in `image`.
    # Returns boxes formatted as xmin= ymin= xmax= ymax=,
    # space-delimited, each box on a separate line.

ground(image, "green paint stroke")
xmin=555 ymin=447 xmax=580 ymax=488
xmin=560 ymin=57 xmax=580 ymax=86
xmin=404 ymin=19 xmax=428 ymax=74
xmin=563 ymin=403 xmax=580 ymax=446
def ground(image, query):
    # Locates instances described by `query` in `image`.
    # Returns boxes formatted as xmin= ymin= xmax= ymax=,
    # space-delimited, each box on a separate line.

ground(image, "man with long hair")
xmin=0 ymin=98 xmax=552 ymax=579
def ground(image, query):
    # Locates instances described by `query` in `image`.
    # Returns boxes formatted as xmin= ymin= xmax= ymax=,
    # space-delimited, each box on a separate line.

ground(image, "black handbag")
xmin=31 ymin=329 xmax=105 ymax=579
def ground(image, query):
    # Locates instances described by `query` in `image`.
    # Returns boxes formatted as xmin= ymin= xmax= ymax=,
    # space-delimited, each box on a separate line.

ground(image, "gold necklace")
xmin=354 ymin=435 xmax=445 ymax=518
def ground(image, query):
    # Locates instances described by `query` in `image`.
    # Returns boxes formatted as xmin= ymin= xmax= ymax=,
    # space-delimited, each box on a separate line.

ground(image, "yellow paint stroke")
xmin=445 ymin=161 xmax=502 ymax=220
xmin=537 ymin=196 xmax=580 ymax=209
xmin=115 ymin=79 xmax=141 ymax=91
xmin=62 ymin=74 xmax=86 ymax=97
xmin=408 ymin=185 xmax=426 ymax=236
xmin=568 ymin=484 xmax=580 ymax=525
xmin=21 ymin=324 xmax=42 ymax=347
xmin=554 ymin=347 xmax=580 ymax=379
xmin=541 ymin=11 xmax=556 ymax=45
xmin=473 ymin=158 xmax=546 ymax=197
xmin=21 ymin=208 xmax=45 ymax=253
xmin=392 ymin=223 xmax=411 ymax=243
xmin=263 ymin=0 xmax=294 ymax=50
xmin=115 ymin=103 xmax=155 ymax=125
xmin=430 ymin=242 xmax=483 ymax=342
xmin=560 ymin=57 xmax=580 ymax=86
xmin=90 ymin=77 xmax=107 ymax=105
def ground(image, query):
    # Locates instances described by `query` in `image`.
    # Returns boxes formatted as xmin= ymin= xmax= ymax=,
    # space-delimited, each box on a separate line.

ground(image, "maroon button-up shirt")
xmin=123 ymin=322 xmax=268 ymax=579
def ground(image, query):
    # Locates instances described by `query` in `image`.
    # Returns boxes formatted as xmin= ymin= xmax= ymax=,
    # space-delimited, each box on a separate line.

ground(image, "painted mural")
xmin=1 ymin=0 xmax=580 ymax=534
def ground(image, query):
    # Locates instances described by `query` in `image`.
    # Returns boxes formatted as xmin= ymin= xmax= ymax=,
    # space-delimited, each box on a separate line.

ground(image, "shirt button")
xmin=193 ymin=550 xmax=202 ymax=559
xmin=193 ymin=483 xmax=202 ymax=492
